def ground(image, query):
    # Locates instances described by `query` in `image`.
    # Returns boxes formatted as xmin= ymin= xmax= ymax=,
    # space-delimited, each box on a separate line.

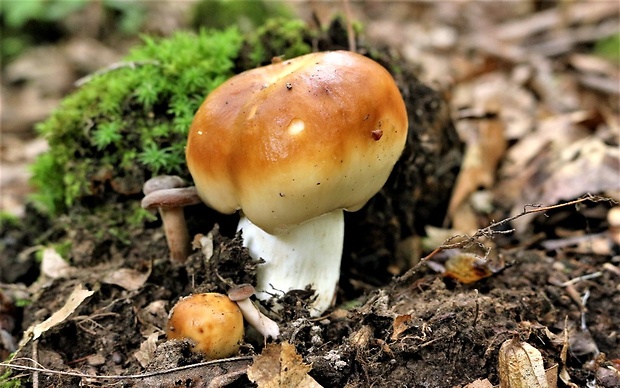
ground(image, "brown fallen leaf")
xmin=463 ymin=378 xmax=493 ymax=388
xmin=539 ymin=137 xmax=620 ymax=205
xmin=21 ymin=284 xmax=94 ymax=344
xmin=498 ymin=338 xmax=549 ymax=388
xmin=247 ymin=342 xmax=322 ymax=388
xmin=447 ymin=116 xmax=507 ymax=233
xmin=102 ymin=266 xmax=152 ymax=291
xmin=443 ymin=253 xmax=495 ymax=284
xmin=133 ymin=332 xmax=159 ymax=368
xmin=41 ymin=248 xmax=77 ymax=279
xmin=391 ymin=314 xmax=412 ymax=341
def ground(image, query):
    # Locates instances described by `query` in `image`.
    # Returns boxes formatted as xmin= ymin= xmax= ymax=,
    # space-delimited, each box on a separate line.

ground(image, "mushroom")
xmin=186 ymin=51 xmax=408 ymax=315
xmin=166 ymin=293 xmax=244 ymax=359
xmin=141 ymin=175 xmax=201 ymax=262
xmin=228 ymin=284 xmax=280 ymax=340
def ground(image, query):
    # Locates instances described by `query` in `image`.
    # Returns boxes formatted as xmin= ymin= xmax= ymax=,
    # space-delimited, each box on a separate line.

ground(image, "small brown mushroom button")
xmin=166 ymin=293 xmax=244 ymax=359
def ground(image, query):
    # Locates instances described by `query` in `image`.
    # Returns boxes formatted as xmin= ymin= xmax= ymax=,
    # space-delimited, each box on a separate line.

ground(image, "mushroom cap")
xmin=143 ymin=175 xmax=186 ymax=195
xmin=141 ymin=175 xmax=201 ymax=210
xmin=186 ymin=51 xmax=408 ymax=234
xmin=141 ymin=186 xmax=201 ymax=209
xmin=227 ymin=283 xmax=256 ymax=301
xmin=166 ymin=293 xmax=244 ymax=359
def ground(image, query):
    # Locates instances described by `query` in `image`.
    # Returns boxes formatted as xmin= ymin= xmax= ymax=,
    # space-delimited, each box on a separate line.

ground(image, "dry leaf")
xmin=41 ymin=248 xmax=77 ymax=279
xmin=422 ymin=226 xmax=466 ymax=251
xmin=447 ymin=117 xmax=507 ymax=232
xmin=349 ymin=325 xmax=373 ymax=351
xmin=545 ymin=364 xmax=559 ymax=388
xmin=463 ymin=378 xmax=493 ymax=388
xmin=496 ymin=110 xmax=617 ymax=231
xmin=558 ymin=323 xmax=579 ymax=388
xmin=498 ymin=339 xmax=548 ymax=388
xmin=102 ymin=267 xmax=151 ymax=291
xmin=443 ymin=253 xmax=494 ymax=284
xmin=133 ymin=332 xmax=159 ymax=368
xmin=22 ymin=285 xmax=94 ymax=343
xmin=247 ymin=342 xmax=322 ymax=388
xmin=449 ymin=202 xmax=480 ymax=236
xmin=391 ymin=315 xmax=412 ymax=341
xmin=540 ymin=137 xmax=620 ymax=205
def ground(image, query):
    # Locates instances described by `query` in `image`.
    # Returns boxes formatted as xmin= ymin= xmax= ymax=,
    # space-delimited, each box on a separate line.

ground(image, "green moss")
xmin=32 ymin=27 xmax=243 ymax=215
xmin=28 ymin=18 xmax=322 ymax=250
xmin=247 ymin=18 xmax=315 ymax=66
xmin=0 ymin=368 xmax=22 ymax=387
xmin=0 ymin=212 xmax=20 ymax=229
xmin=191 ymin=0 xmax=293 ymax=33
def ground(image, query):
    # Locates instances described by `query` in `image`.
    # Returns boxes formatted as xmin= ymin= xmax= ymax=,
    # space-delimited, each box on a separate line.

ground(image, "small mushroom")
xmin=228 ymin=284 xmax=279 ymax=340
xmin=166 ymin=293 xmax=244 ymax=359
xmin=141 ymin=175 xmax=201 ymax=262
xmin=186 ymin=51 xmax=408 ymax=315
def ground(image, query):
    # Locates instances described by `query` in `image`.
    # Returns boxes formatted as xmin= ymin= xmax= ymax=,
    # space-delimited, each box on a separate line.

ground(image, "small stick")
xmin=1 ymin=356 xmax=254 ymax=381
xmin=396 ymin=194 xmax=614 ymax=284
xmin=32 ymin=341 xmax=39 ymax=388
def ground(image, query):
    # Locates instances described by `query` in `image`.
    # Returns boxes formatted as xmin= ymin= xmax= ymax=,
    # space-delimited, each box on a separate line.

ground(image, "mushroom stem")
xmin=238 ymin=210 xmax=344 ymax=316
xmin=141 ymin=176 xmax=201 ymax=263
xmin=160 ymin=208 xmax=190 ymax=263
xmin=235 ymin=299 xmax=280 ymax=340
xmin=228 ymin=284 xmax=280 ymax=340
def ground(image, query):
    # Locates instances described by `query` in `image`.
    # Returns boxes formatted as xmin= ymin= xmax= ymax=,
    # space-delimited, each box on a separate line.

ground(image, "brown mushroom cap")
xmin=186 ymin=51 xmax=408 ymax=234
xmin=166 ymin=293 xmax=244 ymax=359
xmin=143 ymin=175 xmax=186 ymax=195
xmin=141 ymin=176 xmax=201 ymax=209
xmin=141 ymin=187 xmax=202 ymax=209
xmin=227 ymin=283 xmax=256 ymax=301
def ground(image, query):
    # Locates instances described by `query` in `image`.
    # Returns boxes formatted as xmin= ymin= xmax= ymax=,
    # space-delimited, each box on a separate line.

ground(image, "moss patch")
xmin=32 ymin=27 xmax=243 ymax=215
xmin=26 ymin=19 xmax=322 ymax=253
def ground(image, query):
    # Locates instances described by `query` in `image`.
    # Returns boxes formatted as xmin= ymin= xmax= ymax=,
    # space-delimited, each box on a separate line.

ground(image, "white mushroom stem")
xmin=234 ymin=298 xmax=280 ymax=340
xmin=238 ymin=210 xmax=344 ymax=317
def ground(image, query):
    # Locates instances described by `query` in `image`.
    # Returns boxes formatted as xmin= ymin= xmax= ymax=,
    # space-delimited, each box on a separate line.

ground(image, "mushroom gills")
xmin=238 ymin=210 xmax=344 ymax=316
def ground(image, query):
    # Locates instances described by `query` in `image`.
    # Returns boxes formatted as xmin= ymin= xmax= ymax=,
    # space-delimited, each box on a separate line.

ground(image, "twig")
xmin=395 ymin=194 xmax=613 ymax=284
xmin=579 ymin=289 xmax=601 ymax=356
xmin=31 ymin=341 xmax=38 ymax=388
xmin=0 ymin=356 xmax=254 ymax=381
xmin=561 ymin=272 xmax=603 ymax=287
xmin=580 ymin=289 xmax=591 ymax=332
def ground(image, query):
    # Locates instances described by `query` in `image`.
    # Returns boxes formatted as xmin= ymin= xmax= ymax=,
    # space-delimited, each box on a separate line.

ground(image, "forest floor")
xmin=1 ymin=2 xmax=619 ymax=387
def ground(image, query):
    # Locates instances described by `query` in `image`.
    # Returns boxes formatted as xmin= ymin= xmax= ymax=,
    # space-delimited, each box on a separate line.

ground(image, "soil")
xmin=2 ymin=2 xmax=619 ymax=388
xmin=4 ymin=203 xmax=619 ymax=387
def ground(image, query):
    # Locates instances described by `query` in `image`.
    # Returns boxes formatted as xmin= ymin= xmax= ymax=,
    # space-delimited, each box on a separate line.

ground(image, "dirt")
xmin=4 ymin=206 xmax=619 ymax=387
xmin=2 ymin=2 xmax=620 ymax=387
